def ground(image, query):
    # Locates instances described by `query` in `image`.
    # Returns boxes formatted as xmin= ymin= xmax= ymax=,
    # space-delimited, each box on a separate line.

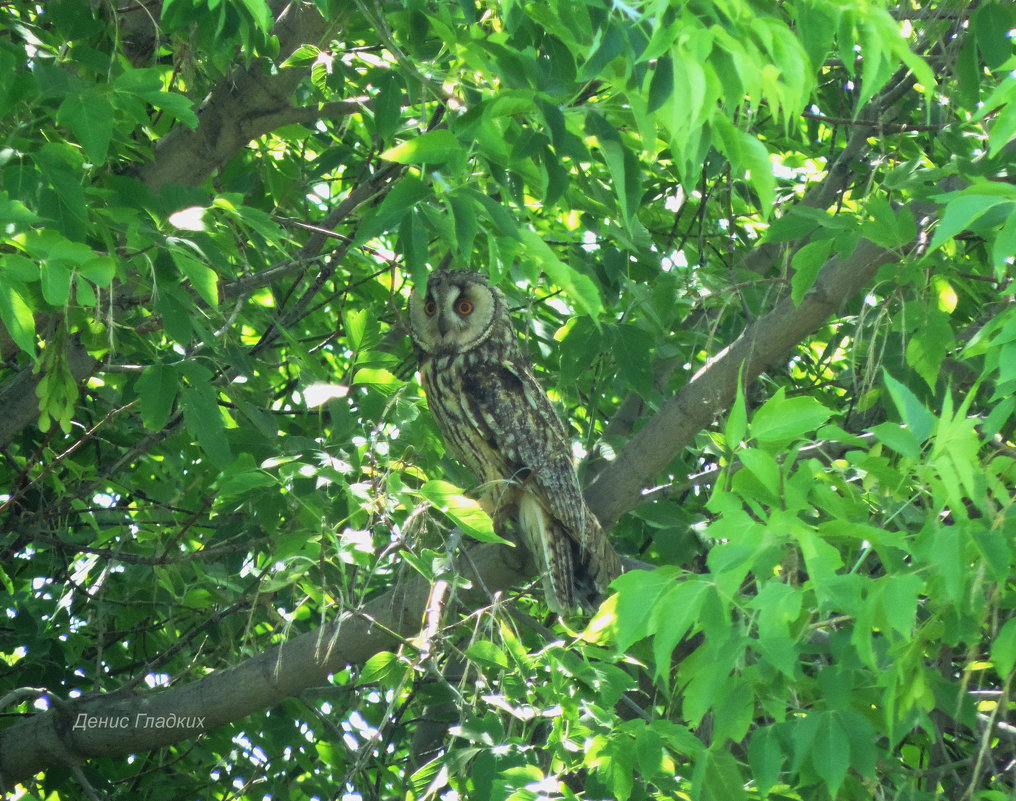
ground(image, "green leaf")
xmin=216 ymin=465 xmax=276 ymax=501
xmin=862 ymin=197 xmax=917 ymax=248
xmin=991 ymin=617 xmax=1016 ymax=678
xmin=671 ymin=46 xmax=708 ymax=129
xmin=906 ymin=309 xmax=954 ymax=391
xmin=841 ymin=710 xmax=878 ymax=780
xmin=580 ymin=24 xmax=624 ymax=82
xmin=606 ymin=567 xmax=682 ymax=653
xmin=586 ymin=112 xmax=642 ymax=232
xmin=992 ymin=206 xmax=1016 ymax=276
xmin=447 ymin=191 xmax=478 ymax=257
xmin=634 ymin=723 xmax=665 ymax=778
xmin=971 ymin=526 xmax=1013 ymax=583
xmin=345 ymin=308 xmax=369 ymax=352
xmin=811 ymin=712 xmax=850 ymax=797
xmin=462 ymin=189 xmax=519 ymax=237
xmin=713 ymin=118 xmax=774 ymax=214
xmin=23 ymin=229 xmax=93 ymax=265
xmin=0 ymin=280 xmax=36 ymax=354
xmin=172 ymin=251 xmax=219 ymax=307
xmin=973 ymin=3 xmax=1014 ymax=69
xmin=373 ymin=72 xmax=404 ymax=143
xmin=238 ymin=0 xmax=272 ymax=32
xmin=35 ymin=145 xmax=87 ymax=239
xmin=465 ymin=640 xmax=509 ymax=669
xmin=517 ymin=229 xmax=602 ymax=318
xmin=692 ymin=748 xmax=747 ymax=801
xmin=486 ymin=89 xmax=536 ymax=118
xmin=149 ymin=91 xmax=199 ymax=129
xmin=418 ymin=480 xmax=510 ymax=545
xmin=357 ymin=176 xmax=431 ymax=242
xmin=795 ymin=526 xmax=843 ymax=583
xmin=613 ymin=324 xmax=654 ymax=396
xmin=352 ymin=367 xmax=403 ymax=394
xmin=790 ymin=238 xmax=833 ymax=305
xmin=381 ymin=129 xmax=464 ymax=164
xmin=647 ymin=54 xmax=674 ymax=113
xmin=136 ymin=364 xmax=179 ymax=431
xmin=112 ymin=65 xmax=198 ymax=129
xmin=755 ymin=635 xmax=800 ymax=679
xmin=738 ymin=447 xmax=781 ymax=496
xmin=541 ymin=144 xmax=569 ymax=206
xmin=281 ymin=43 xmax=320 ymax=68
xmin=181 ymin=386 xmax=231 ymax=469
xmin=79 ymin=255 xmax=116 ymax=287
xmin=710 ymin=677 xmax=755 ymax=745
xmin=648 ymin=579 xmax=708 ymax=681
xmin=871 ymin=421 xmax=921 ymax=459
xmin=875 ymin=573 xmax=923 ymax=635
xmin=57 ymin=92 xmax=114 ymax=164
xmin=725 ymin=380 xmax=748 ymax=448
xmin=750 ymin=389 xmax=831 ymax=445
xmin=1 ymin=256 xmax=39 ymax=284
xmin=155 ymin=286 xmax=194 ymax=345
xmin=748 ymin=725 xmax=784 ymax=795
xmin=929 ymin=194 xmax=1009 ymax=251
xmin=986 ymin=98 xmax=1016 ymax=158
xmin=856 ymin=17 xmax=893 ymax=110
xmin=0 ymin=191 xmax=42 ymax=230
xmin=751 ymin=581 xmax=803 ymax=640
xmin=361 ymin=651 xmax=404 ymax=686
xmin=40 ymin=262 xmax=72 ymax=306
xmin=932 ymin=525 xmax=964 ymax=604
xmin=882 ymin=370 xmax=936 ymax=441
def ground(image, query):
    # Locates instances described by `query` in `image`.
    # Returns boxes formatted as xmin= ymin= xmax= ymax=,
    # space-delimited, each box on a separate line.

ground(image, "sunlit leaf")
xmin=418 ymin=480 xmax=510 ymax=544
xmin=381 ymin=129 xmax=464 ymax=164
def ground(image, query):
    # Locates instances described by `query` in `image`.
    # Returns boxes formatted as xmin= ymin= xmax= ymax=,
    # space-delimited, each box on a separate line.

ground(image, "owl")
xmin=408 ymin=269 xmax=622 ymax=614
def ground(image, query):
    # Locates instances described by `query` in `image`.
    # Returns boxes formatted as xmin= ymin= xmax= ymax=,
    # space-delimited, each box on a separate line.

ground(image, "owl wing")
xmin=464 ymin=359 xmax=587 ymax=542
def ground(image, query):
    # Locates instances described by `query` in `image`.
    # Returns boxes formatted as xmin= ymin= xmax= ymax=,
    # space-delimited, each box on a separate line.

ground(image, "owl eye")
xmin=455 ymin=299 xmax=474 ymax=316
xmin=423 ymin=298 xmax=437 ymax=316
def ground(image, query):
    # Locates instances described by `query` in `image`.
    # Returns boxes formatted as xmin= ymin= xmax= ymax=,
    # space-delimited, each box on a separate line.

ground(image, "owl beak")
xmin=438 ymin=314 xmax=450 ymax=337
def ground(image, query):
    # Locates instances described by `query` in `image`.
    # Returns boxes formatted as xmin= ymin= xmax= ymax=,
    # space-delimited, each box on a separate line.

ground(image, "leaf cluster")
xmin=0 ymin=0 xmax=1014 ymax=799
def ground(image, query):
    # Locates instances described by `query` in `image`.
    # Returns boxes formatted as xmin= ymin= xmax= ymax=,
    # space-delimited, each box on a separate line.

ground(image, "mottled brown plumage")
xmin=408 ymin=269 xmax=621 ymax=614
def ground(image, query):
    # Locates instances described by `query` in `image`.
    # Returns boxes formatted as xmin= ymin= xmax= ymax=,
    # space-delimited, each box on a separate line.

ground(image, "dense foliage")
xmin=1 ymin=0 xmax=1014 ymax=799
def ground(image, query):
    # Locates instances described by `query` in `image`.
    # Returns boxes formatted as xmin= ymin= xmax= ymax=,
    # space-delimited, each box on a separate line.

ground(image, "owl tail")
xmin=579 ymin=515 xmax=623 ymax=596
xmin=517 ymin=493 xmax=576 ymax=615
xmin=517 ymin=495 xmax=622 ymax=615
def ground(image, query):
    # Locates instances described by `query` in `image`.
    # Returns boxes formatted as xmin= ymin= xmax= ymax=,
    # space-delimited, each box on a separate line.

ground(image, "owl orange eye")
xmin=423 ymin=299 xmax=437 ymax=316
xmin=455 ymin=299 xmax=474 ymax=316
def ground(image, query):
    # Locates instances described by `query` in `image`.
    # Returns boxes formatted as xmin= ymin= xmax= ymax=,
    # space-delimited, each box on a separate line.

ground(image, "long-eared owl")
xmin=408 ymin=269 xmax=622 ymax=614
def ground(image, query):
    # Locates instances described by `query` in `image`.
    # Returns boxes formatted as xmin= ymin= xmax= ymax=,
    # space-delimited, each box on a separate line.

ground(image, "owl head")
xmin=408 ymin=270 xmax=510 ymax=356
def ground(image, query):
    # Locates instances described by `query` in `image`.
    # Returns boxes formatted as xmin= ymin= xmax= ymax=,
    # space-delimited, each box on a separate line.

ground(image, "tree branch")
xmin=0 ymin=542 xmax=528 ymax=789
xmin=137 ymin=4 xmax=337 ymax=190
xmin=585 ymin=238 xmax=903 ymax=528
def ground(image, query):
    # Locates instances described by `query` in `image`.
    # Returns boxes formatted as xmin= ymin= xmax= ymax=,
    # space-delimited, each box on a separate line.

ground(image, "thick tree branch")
xmin=0 ymin=542 xmax=528 ymax=789
xmin=585 ymin=238 xmax=903 ymax=528
xmin=138 ymin=4 xmax=337 ymax=190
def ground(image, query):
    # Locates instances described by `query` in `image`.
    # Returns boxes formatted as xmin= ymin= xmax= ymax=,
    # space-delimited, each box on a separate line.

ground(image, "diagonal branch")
xmin=138 ymin=4 xmax=338 ymax=190
xmin=0 ymin=542 xmax=528 ymax=789
xmin=585 ymin=237 xmax=903 ymax=528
